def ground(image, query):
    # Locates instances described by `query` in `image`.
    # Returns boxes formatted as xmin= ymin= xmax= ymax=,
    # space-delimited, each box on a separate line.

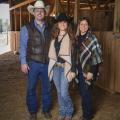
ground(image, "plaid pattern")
xmin=78 ymin=32 xmax=102 ymax=73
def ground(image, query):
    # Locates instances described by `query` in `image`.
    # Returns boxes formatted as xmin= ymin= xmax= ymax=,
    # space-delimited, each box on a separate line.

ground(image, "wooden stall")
xmin=94 ymin=32 xmax=120 ymax=93
xmin=9 ymin=0 xmax=35 ymax=52
xmin=9 ymin=0 xmax=115 ymax=52
xmin=8 ymin=0 xmax=120 ymax=93
xmin=10 ymin=31 xmax=20 ymax=54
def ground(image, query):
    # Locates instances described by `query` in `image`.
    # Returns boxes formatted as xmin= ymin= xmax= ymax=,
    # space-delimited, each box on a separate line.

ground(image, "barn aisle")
xmin=0 ymin=52 xmax=120 ymax=120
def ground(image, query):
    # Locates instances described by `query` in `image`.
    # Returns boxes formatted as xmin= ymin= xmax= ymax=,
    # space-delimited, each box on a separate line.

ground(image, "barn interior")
xmin=0 ymin=0 xmax=120 ymax=120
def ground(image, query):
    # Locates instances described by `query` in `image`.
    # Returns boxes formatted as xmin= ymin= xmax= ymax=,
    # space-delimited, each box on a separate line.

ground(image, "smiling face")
xmin=33 ymin=8 xmax=45 ymax=21
xmin=79 ymin=20 xmax=89 ymax=35
xmin=58 ymin=21 xmax=68 ymax=32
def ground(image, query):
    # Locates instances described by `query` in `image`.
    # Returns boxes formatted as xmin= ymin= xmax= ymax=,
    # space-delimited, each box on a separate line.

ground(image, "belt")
xmin=55 ymin=62 xmax=65 ymax=68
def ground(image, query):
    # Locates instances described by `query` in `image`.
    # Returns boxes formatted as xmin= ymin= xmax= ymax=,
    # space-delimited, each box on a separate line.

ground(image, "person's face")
xmin=33 ymin=8 xmax=45 ymax=21
xmin=58 ymin=21 xmax=68 ymax=31
xmin=79 ymin=20 xmax=89 ymax=34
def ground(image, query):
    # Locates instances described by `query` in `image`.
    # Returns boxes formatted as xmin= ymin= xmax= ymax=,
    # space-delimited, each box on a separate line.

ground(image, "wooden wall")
xmin=94 ymin=32 xmax=120 ymax=93
xmin=9 ymin=10 xmax=114 ymax=31
xmin=10 ymin=31 xmax=120 ymax=93
xmin=9 ymin=0 xmax=120 ymax=93
xmin=79 ymin=10 xmax=114 ymax=31
xmin=114 ymin=0 xmax=120 ymax=32
xmin=10 ymin=31 xmax=19 ymax=54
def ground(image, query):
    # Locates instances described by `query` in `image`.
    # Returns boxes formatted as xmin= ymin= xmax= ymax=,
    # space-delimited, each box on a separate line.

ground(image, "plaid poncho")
xmin=77 ymin=32 xmax=102 ymax=74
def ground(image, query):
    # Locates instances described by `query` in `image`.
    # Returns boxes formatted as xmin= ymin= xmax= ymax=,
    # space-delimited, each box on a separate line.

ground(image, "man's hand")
xmin=21 ymin=64 xmax=30 ymax=74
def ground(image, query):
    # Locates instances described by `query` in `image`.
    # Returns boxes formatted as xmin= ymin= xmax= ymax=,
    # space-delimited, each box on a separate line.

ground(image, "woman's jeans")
xmin=26 ymin=61 xmax=51 ymax=113
xmin=78 ymin=68 xmax=93 ymax=119
xmin=53 ymin=66 xmax=74 ymax=117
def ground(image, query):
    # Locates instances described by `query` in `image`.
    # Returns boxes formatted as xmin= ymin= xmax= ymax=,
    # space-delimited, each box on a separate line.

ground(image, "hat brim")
xmin=55 ymin=18 xmax=72 ymax=23
xmin=27 ymin=5 xmax=50 ymax=15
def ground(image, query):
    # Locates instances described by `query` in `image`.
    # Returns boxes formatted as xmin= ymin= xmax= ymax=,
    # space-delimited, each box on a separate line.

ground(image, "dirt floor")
xmin=0 ymin=52 xmax=120 ymax=120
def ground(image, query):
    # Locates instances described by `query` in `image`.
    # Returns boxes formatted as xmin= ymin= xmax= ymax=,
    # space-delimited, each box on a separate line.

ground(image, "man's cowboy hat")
xmin=27 ymin=0 xmax=50 ymax=15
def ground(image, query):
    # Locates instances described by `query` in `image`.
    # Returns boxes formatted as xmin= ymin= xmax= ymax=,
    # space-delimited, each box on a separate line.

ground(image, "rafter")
xmin=87 ymin=0 xmax=93 ymax=9
xmin=10 ymin=0 xmax=35 ymax=11
xmin=104 ymin=0 xmax=113 ymax=7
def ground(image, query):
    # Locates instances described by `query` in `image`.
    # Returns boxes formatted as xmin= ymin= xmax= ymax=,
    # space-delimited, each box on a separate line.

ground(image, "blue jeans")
xmin=77 ymin=67 xmax=93 ymax=119
xmin=53 ymin=66 xmax=74 ymax=117
xmin=26 ymin=61 xmax=51 ymax=113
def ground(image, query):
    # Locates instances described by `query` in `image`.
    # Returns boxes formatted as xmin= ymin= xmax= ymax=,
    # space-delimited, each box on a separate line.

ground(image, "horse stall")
xmin=94 ymin=32 xmax=120 ymax=93
xmin=9 ymin=0 xmax=120 ymax=93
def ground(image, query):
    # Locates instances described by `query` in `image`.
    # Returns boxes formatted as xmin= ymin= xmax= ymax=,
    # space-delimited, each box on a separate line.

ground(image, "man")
xmin=19 ymin=1 xmax=52 ymax=120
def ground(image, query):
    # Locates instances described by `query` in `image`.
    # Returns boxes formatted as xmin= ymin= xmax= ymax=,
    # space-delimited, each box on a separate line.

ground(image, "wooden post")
xmin=14 ymin=9 xmax=17 ymax=31
xmin=66 ymin=0 xmax=70 ymax=15
xmin=74 ymin=0 xmax=79 ymax=25
xmin=56 ymin=0 xmax=61 ymax=16
xmin=96 ymin=0 xmax=100 ymax=9
xmin=19 ymin=7 xmax=22 ymax=28
xmin=14 ymin=9 xmax=17 ymax=52
xmin=87 ymin=0 xmax=93 ymax=9
xmin=52 ymin=0 xmax=61 ymax=16
xmin=10 ymin=10 xmax=13 ymax=31
xmin=10 ymin=0 xmax=36 ymax=11
xmin=28 ymin=3 xmax=31 ymax=22
xmin=9 ymin=0 xmax=12 ymax=8
xmin=114 ymin=0 xmax=120 ymax=32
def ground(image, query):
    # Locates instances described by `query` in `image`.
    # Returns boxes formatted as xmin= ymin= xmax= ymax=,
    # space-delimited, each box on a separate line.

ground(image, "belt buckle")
xmin=56 ymin=62 xmax=64 ymax=68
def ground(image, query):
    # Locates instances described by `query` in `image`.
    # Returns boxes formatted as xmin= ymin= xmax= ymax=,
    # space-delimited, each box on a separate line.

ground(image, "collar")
xmin=34 ymin=19 xmax=46 ymax=32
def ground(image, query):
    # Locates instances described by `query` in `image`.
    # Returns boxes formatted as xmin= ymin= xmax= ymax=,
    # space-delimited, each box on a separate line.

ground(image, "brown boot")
xmin=79 ymin=116 xmax=91 ymax=120
xmin=42 ymin=112 xmax=52 ymax=119
xmin=29 ymin=113 xmax=37 ymax=120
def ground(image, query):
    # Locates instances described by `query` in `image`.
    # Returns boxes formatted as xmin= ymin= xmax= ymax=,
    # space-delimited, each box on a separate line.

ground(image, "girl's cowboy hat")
xmin=27 ymin=0 xmax=50 ymax=15
xmin=56 ymin=12 xmax=71 ymax=23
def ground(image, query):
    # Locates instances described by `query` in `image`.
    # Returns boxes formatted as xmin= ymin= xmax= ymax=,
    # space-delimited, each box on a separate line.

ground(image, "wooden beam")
xmin=52 ymin=0 xmax=61 ymax=16
xmin=87 ymin=0 xmax=93 ymax=9
xmin=10 ymin=0 xmax=36 ymax=11
xmin=29 ymin=12 xmax=31 ymax=22
xmin=9 ymin=0 xmax=12 ymax=8
xmin=19 ymin=7 xmax=22 ymax=28
xmin=104 ymin=0 xmax=113 ymax=8
xmin=66 ymin=0 xmax=70 ymax=15
xmin=96 ymin=0 xmax=100 ymax=9
xmin=10 ymin=11 xmax=14 ymax=31
xmin=14 ymin=9 xmax=17 ymax=31
xmin=74 ymin=0 xmax=79 ymax=25
xmin=114 ymin=0 xmax=120 ymax=32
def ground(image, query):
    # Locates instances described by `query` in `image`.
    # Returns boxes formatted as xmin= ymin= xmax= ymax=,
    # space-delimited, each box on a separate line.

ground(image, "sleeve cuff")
xmin=20 ymin=58 xmax=27 ymax=64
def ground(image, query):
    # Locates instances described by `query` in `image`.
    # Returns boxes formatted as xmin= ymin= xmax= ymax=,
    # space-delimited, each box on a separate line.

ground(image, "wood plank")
xmin=114 ymin=33 xmax=120 ymax=92
xmin=66 ymin=0 xmax=70 ymax=15
xmin=74 ymin=0 xmax=79 ymax=24
xmin=10 ymin=0 xmax=36 ymax=11
xmin=95 ymin=32 xmax=116 ymax=93
xmin=10 ymin=31 xmax=16 ymax=52
xmin=14 ymin=9 xmax=17 ymax=31
xmin=20 ymin=7 xmax=22 ymax=28
xmin=52 ymin=0 xmax=61 ymax=16
xmin=114 ymin=0 xmax=120 ymax=32
xmin=87 ymin=0 xmax=93 ymax=9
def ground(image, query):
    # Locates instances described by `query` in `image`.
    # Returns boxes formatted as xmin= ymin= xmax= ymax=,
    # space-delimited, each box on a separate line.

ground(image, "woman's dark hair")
xmin=79 ymin=17 xmax=91 ymax=26
xmin=76 ymin=17 xmax=91 ymax=36
xmin=51 ymin=22 xmax=75 ymax=49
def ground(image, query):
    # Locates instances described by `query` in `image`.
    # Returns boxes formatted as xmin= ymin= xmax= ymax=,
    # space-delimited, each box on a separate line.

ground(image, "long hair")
xmin=51 ymin=22 xmax=75 ymax=49
xmin=76 ymin=17 xmax=91 ymax=37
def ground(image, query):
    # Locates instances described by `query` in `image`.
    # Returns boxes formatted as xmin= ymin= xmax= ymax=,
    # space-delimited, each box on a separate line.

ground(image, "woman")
xmin=76 ymin=17 xmax=102 ymax=120
xmin=48 ymin=13 xmax=76 ymax=120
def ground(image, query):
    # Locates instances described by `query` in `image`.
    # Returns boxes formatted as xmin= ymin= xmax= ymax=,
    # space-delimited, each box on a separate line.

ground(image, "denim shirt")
xmin=19 ymin=20 xmax=45 ymax=64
